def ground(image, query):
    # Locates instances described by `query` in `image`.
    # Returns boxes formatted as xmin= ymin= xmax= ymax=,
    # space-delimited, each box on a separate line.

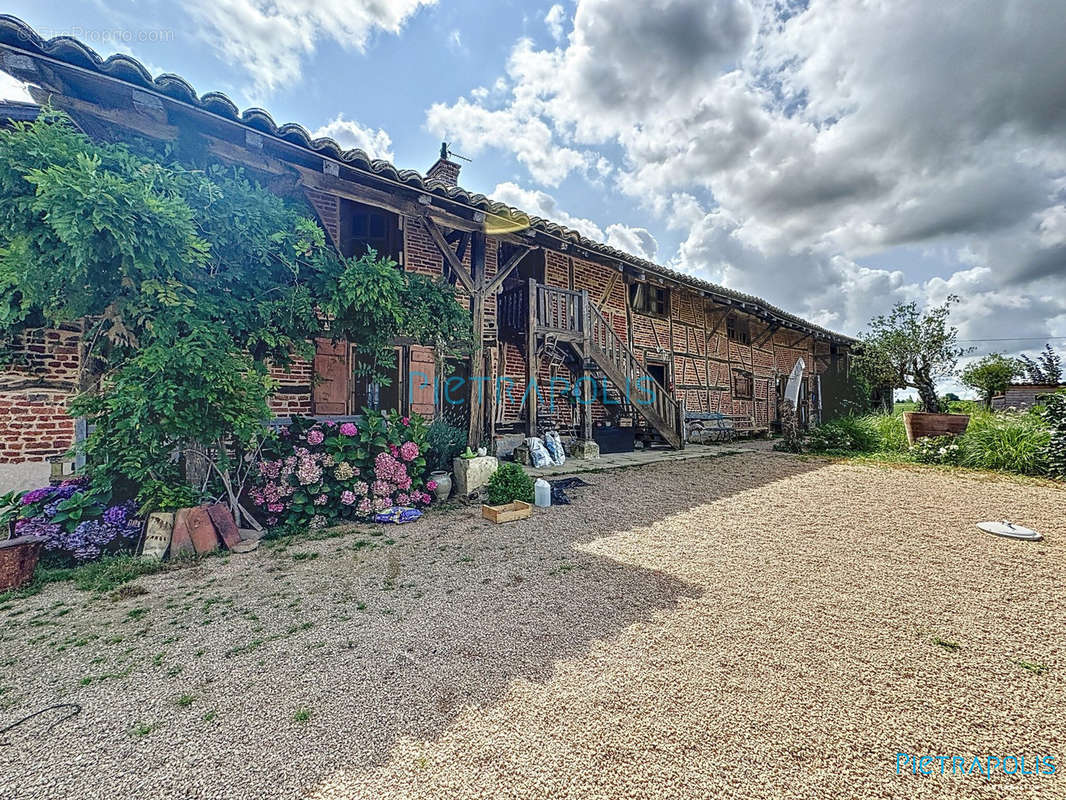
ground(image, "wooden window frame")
xmin=733 ymin=369 xmax=754 ymax=400
xmin=727 ymin=315 xmax=751 ymax=345
xmin=629 ymin=282 xmax=670 ymax=318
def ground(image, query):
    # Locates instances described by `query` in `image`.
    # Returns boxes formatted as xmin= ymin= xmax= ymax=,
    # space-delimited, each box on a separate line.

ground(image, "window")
xmin=341 ymin=199 xmax=398 ymax=260
xmin=727 ymin=316 xmax=750 ymax=345
xmin=630 ymin=283 xmax=669 ymax=316
xmin=733 ymin=370 xmax=754 ymax=400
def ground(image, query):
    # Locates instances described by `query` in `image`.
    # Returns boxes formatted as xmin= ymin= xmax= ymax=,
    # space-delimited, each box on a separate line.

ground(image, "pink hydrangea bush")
xmin=248 ymin=411 xmax=429 ymax=531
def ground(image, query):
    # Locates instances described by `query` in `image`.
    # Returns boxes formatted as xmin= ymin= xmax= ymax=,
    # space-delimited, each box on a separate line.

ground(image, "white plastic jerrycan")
xmin=534 ymin=478 xmax=551 ymax=508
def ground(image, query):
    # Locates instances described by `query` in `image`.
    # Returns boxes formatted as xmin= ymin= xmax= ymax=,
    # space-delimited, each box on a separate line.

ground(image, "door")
xmin=312 ymin=338 xmax=350 ymax=415
xmin=646 ymin=361 xmax=668 ymax=392
xmin=408 ymin=345 xmax=436 ymax=419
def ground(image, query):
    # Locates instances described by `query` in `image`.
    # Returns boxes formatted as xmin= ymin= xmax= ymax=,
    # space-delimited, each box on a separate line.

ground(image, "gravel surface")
xmin=1 ymin=453 xmax=1063 ymax=799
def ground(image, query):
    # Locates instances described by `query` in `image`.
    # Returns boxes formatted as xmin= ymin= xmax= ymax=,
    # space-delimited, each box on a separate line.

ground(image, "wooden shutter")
xmin=408 ymin=345 xmax=436 ymax=419
xmin=312 ymin=338 xmax=349 ymax=415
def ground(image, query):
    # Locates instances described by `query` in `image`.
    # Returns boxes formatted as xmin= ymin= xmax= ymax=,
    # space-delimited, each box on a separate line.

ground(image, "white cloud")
xmin=0 ymin=71 xmax=32 ymax=102
xmin=490 ymin=181 xmax=603 ymax=241
xmin=311 ymin=114 xmax=394 ymax=161
xmin=431 ymin=0 xmax=1066 ymax=357
xmin=544 ymin=4 xmax=567 ymax=42
xmin=489 ymin=182 xmax=659 ymax=263
xmin=605 ymin=224 xmax=657 ymax=261
xmin=426 ymin=94 xmax=587 ymax=186
xmin=187 ymin=0 xmax=436 ymax=93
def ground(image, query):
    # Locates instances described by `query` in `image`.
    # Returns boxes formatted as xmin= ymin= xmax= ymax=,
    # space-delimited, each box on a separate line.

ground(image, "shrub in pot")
xmin=486 ymin=462 xmax=535 ymax=506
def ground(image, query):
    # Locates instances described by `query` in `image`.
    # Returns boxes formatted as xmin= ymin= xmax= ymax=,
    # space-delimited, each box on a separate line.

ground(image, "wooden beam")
xmin=45 ymin=92 xmax=178 ymax=141
xmin=595 ymin=271 xmax=618 ymax=311
xmin=484 ymin=245 xmax=532 ymax=295
xmin=753 ymin=323 xmax=781 ymax=350
xmin=526 ymin=278 xmax=538 ymax=437
xmin=468 ymin=231 xmax=487 ymax=447
xmin=421 ymin=215 xmax=476 ymax=294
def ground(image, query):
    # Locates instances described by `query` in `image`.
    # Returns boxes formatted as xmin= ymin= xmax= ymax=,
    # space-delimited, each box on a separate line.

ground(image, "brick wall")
xmin=0 ymin=328 xmax=80 ymax=463
xmin=268 ymin=358 xmax=313 ymax=416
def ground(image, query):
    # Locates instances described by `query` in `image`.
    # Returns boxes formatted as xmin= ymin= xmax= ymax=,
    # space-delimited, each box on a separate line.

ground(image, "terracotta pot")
xmin=429 ymin=471 xmax=452 ymax=502
xmin=0 ymin=535 xmax=45 ymax=591
xmin=903 ymin=411 xmax=970 ymax=444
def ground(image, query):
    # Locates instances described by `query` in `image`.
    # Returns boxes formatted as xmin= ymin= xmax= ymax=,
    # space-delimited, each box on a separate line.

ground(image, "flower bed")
xmin=2 ymin=479 xmax=141 ymax=562
xmin=248 ymin=411 xmax=433 ymax=530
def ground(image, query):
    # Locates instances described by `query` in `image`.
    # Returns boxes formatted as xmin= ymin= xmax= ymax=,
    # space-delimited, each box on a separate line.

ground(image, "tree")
xmin=961 ymin=353 xmax=1023 ymax=408
xmin=1019 ymin=344 xmax=1063 ymax=384
xmin=0 ymin=110 xmax=472 ymax=515
xmin=855 ymin=297 xmax=971 ymax=412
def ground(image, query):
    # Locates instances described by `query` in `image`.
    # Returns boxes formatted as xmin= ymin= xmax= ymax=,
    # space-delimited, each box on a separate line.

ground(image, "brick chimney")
xmin=427 ymin=141 xmax=462 ymax=187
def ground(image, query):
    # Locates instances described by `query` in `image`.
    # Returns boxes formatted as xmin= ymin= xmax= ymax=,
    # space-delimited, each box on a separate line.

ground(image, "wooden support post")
xmin=581 ymin=289 xmax=593 ymax=442
xmin=526 ymin=278 xmax=538 ymax=437
xmin=468 ymin=232 xmax=487 ymax=448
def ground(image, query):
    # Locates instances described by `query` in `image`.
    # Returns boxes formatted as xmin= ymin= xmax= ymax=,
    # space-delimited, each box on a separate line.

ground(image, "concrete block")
xmin=453 ymin=455 xmax=499 ymax=496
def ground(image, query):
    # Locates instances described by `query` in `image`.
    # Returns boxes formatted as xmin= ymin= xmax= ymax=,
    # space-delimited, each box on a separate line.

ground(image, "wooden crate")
xmin=482 ymin=500 xmax=533 ymax=524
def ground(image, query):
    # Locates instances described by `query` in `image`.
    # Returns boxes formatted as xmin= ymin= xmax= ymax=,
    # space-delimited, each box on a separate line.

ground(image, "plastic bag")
xmin=373 ymin=506 xmax=423 ymax=524
xmin=544 ymin=431 xmax=566 ymax=466
xmin=525 ymin=437 xmax=553 ymax=468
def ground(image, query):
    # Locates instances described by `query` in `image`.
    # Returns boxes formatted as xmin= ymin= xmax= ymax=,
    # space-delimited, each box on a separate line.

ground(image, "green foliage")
xmin=1038 ymin=392 xmax=1066 ymax=480
xmin=804 ymin=406 xmax=1055 ymax=478
xmin=909 ymin=436 xmax=964 ymax=465
xmin=959 ymin=412 xmax=1049 ymax=475
xmin=0 ymin=111 xmax=473 ymax=517
xmin=486 ymin=462 xmax=535 ymax=505
xmin=806 ymin=416 xmax=879 ymax=454
xmin=866 ymin=413 xmax=909 ymax=453
xmin=70 ymin=327 xmax=275 ymax=510
xmin=1019 ymin=344 xmax=1062 ymax=385
xmin=425 ymin=419 xmax=468 ymax=473
xmin=961 ymin=353 xmax=1023 ymax=408
xmin=855 ymin=297 xmax=971 ymax=412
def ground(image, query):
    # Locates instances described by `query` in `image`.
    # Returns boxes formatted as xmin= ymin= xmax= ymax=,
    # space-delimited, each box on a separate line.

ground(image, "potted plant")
xmin=855 ymin=297 xmax=972 ymax=443
xmin=425 ymin=419 xmax=466 ymax=502
xmin=0 ymin=491 xmax=44 ymax=591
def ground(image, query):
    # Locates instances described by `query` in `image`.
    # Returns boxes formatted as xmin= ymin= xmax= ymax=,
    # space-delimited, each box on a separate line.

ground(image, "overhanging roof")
xmin=0 ymin=14 xmax=854 ymax=344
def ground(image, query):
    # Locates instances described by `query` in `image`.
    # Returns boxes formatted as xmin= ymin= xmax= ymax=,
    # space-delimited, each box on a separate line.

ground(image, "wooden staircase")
xmin=499 ymin=280 xmax=685 ymax=449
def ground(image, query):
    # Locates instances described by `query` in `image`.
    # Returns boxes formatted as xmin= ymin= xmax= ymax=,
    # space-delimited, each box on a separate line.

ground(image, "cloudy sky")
xmin=3 ymin=0 xmax=1065 ymax=389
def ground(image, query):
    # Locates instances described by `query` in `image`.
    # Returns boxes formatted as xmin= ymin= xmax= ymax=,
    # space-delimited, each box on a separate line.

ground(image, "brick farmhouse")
xmin=0 ymin=16 xmax=856 ymax=490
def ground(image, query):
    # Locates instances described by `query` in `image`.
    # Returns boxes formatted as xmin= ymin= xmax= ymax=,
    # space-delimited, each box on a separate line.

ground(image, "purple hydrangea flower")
xmin=20 ymin=487 xmax=56 ymax=506
xmin=102 ymin=501 xmax=137 ymax=527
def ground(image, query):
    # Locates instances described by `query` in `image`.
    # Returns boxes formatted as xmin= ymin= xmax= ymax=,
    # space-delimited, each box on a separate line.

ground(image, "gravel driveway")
xmin=1 ymin=453 xmax=1063 ymax=799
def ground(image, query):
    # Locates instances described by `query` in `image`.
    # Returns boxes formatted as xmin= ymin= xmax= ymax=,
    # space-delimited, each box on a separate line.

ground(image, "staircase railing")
xmin=584 ymin=300 xmax=683 ymax=448
xmin=521 ymin=279 xmax=683 ymax=448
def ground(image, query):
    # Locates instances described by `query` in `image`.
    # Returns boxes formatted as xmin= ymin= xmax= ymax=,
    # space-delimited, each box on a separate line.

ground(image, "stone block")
xmin=453 ymin=455 xmax=499 ymax=496
xmin=511 ymin=444 xmax=532 ymax=466
xmin=570 ymin=439 xmax=601 ymax=460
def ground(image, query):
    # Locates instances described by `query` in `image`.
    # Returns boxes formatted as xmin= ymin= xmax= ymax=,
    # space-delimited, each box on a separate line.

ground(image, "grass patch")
xmin=0 ymin=555 xmax=172 ymax=604
xmin=293 ymin=708 xmax=312 ymax=723
xmin=177 ymin=693 xmax=196 ymax=707
xmin=1014 ymin=659 xmax=1049 ymax=676
xmin=932 ymin=637 xmax=961 ymax=652
xmin=131 ymin=721 xmax=156 ymax=737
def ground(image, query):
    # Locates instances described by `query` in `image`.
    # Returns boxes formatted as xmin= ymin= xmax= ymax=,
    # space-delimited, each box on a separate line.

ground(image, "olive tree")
xmin=855 ymin=297 xmax=971 ymax=413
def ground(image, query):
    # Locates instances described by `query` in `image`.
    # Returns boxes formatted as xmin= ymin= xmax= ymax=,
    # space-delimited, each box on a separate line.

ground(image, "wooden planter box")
xmin=0 ymin=535 xmax=45 ymax=591
xmin=903 ymin=411 xmax=971 ymax=444
xmin=482 ymin=500 xmax=533 ymax=524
